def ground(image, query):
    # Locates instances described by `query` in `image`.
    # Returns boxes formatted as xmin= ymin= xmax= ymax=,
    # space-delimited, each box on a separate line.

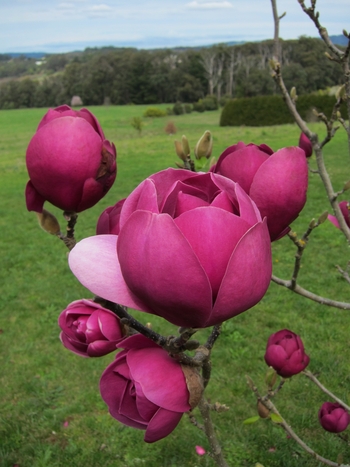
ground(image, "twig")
xmin=303 ymin=370 xmax=350 ymax=412
xmin=197 ymin=397 xmax=230 ymax=467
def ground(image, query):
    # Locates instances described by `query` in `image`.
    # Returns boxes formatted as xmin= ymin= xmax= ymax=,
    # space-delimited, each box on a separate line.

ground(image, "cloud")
xmin=186 ymin=1 xmax=233 ymax=9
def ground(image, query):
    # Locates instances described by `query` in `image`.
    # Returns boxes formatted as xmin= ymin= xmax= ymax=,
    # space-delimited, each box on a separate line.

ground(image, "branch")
xmin=271 ymin=274 xmax=350 ymax=310
xmin=303 ymin=371 xmax=350 ymax=412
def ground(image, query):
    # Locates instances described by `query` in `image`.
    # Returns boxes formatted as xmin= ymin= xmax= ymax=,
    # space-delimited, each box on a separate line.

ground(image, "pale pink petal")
xmin=68 ymin=235 xmax=152 ymax=312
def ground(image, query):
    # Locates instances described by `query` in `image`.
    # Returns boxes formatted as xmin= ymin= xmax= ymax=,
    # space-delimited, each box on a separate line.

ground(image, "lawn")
xmin=1 ymin=105 xmax=350 ymax=467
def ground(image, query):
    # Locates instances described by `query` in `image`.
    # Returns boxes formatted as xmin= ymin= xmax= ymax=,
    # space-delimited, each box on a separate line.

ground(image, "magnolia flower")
xmin=96 ymin=198 xmax=126 ymax=235
xmin=100 ymin=334 xmax=202 ymax=443
xmin=58 ymin=299 xmax=125 ymax=357
xmin=319 ymin=402 xmax=350 ymax=433
xmin=69 ymin=168 xmax=272 ymax=328
xmin=25 ymin=105 xmax=116 ymax=213
xmin=264 ymin=329 xmax=310 ymax=377
xmin=211 ymin=142 xmax=308 ymax=241
xmin=298 ymin=132 xmax=313 ymax=158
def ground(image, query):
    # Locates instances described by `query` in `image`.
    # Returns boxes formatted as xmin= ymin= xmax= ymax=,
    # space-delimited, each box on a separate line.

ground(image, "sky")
xmin=1 ymin=0 xmax=349 ymax=54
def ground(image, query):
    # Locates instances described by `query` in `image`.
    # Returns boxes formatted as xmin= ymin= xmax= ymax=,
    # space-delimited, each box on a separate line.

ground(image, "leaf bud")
xmin=265 ymin=367 xmax=277 ymax=389
xmin=343 ymin=29 xmax=349 ymax=38
xmin=290 ymin=87 xmax=297 ymax=100
xmin=317 ymin=211 xmax=329 ymax=225
xmin=343 ymin=180 xmax=350 ymax=191
xmin=194 ymin=130 xmax=213 ymax=159
xmin=36 ymin=209 xmax=61 ymax=235
xmin=181 ymin=365 xmax=203 ymax=409
xmin=257 ymin=401 xmax=270 ymax=419
xmin=336 ymin=85 xmax=346 ymax=101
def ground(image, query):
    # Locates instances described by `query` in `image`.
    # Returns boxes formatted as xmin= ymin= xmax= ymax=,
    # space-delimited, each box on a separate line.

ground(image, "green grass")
xmin=1 ymin=105 xmax=350 ymax=467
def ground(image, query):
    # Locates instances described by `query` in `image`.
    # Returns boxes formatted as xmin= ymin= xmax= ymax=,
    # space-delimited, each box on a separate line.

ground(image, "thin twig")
xmin=303 ymin=371 xmax=350 ymax=412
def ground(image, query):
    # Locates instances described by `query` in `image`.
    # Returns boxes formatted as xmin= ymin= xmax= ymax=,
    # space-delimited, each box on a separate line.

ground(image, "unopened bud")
xmin=290 ymin=87 xmax=297 ymax=100
xmin=343 ymin=29 xmax=349 ymax=38
xmin=309 ymin=218 xmax=317 ymax=229
xmin=209 ymin=156 xmax=216 ymax=169
xmin=325 ymin=52 xmax=334 ymax=61
xmin=181 ymin=135 xmax=190 ymax=157
xmin=194 ymin=130 xmax=213 ymax=159
xmin=181 ymin=365 xmax=203 ymax=409
xmin=343 ymin=180 xmax=350 ymax=191
xmin=174 ymin=140 xmax=186 ymax=161
xmin=257 ymin=401 xmax=270 ymax=419
xmin=336 ymin=85 xmax=346 ymax=101
xmin=36 ymin=209 xmax=61 ymax=235
xmin=336 ymin=111 xmax=342 ymax=119
xmin=317 ymin=211 xmax=329 ymax=225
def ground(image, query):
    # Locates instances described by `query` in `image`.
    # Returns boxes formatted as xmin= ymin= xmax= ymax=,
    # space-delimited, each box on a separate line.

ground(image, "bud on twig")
xmin=265 ymin=367 xmax=277 ymax=389
xmin=343 ymin=29 xmax=349 ymax=38
xmin=343 ymin=180 xmax=350 ymax=192
xmin=317 ymin=211 xmax=329 ymax=225
xmin=194 ymin=131 xmax=213 ymax=159
xmin=36 ymin=209 xmax=61 ymax=236
xmin=174 ymin=140 xmax=186 ymax=161
xmin=181 ymin=135 xmax=190 ymax=158
xmin=290 ymin=87 xmax=297 ymax=101
xmin=181 ymin=365 xmax=204 ymax=409
xmin=336 ymin=85 xmax=346 ymax=101
xmin=257 ymin=401 xmax=270 ymax=419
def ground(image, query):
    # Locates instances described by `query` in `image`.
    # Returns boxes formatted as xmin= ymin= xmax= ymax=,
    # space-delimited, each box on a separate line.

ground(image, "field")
xmin=1 ymin=105 xmax=350 ymax=467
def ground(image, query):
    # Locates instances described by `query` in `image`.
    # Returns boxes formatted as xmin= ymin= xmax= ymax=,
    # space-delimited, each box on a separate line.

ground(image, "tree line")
xmin=0 ymin=36 xmax=344 ymax=110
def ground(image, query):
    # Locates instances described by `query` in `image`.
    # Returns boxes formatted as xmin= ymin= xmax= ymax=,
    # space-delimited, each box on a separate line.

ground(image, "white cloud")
xmin=186 ymin=1 xmax=233 ymax=9
xmin=87 ymin=4 xmax=113 ymax=12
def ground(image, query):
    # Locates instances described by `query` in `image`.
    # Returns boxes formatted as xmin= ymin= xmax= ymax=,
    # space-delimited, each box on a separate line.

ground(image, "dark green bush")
xmin=184 ymin=103 xmax=193 ymax=114
xmin=220 ymin=94 xmax=348 ymax=126
xmin=143 ymin=107 xmax=167 ymax=117
xmin=173 ymin=102 xmax=185 ymax=115
xmin=193 ymin=101 xmax=205 ymax=112
xmin=202 ymin=94 xmax=218 ymax=111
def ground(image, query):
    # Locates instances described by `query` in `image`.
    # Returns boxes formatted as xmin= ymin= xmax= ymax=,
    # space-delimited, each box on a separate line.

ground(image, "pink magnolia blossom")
xmin=211 ymin=142 xmax=308 ymax=241
xmin=69 ymin=168 xmax=272 ymax=328
xmin=58 ymin=299 xmax=125 ymax=357
xmin=298 ymin=132 xmax=313 ymax=158
xmin=328 ymin=201 xmax=350 ymax=230
xmin=319 ymin=402 xmax=350 ymax=433
xmin=25 ymin=105 xmax=116 ymax=213
xmin=264 ymin=329 xmax=310 ymax=378
xmin=100 ymin=334 xmax=193 ymax=443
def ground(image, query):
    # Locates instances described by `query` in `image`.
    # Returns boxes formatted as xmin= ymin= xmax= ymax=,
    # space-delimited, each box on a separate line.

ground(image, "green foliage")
xmin=202 ymin=94 xmax=218 ymax=111
xmin=130 ymin=116 xmax=144 ymax=135
xmin=193 ymin=101 xmax=206 ymax=112
xmin=1 ymin=106 xmax=350 ymax=467
xmin=143 ymin=107 xmax=167 ymax=118
xmin=172 ymin=102 xmax=185 ymax=115
xmin=220 ymin=93 xmax=348 ymax=126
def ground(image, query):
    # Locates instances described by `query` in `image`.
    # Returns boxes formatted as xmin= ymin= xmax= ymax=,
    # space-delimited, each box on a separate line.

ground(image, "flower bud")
xmin=194 ymin=130 xmax=213 ymax=159
xmin=264 ymin=329 xmax=310 ymax=378
xmin=181 ymin=365 xmax=203 ymax=409
xmin=181 ymin=135 xmax=190 ymax=157
xmin=298 ymin=132 xmax=312 ymax=158
xmin=58 ymin=299 xmax=125 ymax=357
xmin=257 ymin=401 xmax=270 ymax=419
xmin=36 ymin=209 xmax=61 ymax=235
xmin=319 ymin=402 xmax=350 ymax=433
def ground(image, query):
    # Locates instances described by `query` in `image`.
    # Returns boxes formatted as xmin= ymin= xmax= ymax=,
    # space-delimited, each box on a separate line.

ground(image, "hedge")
xmin=220 ymin=94 xmax=347 ymax=127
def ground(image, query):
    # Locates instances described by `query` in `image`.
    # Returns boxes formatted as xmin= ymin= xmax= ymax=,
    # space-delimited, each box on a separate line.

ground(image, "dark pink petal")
xmin=69 ymin=235 xmax=153 ymax=312
xmin=59 ymin=332 xmax=89 ymax=357
xmin=134 ymin=381 xmax=159 ymax=421
xmin=210 ymin=191 xmax=234 ymax=213
xmin=85 ymin=312 xmax=105 ymax=342
xmin=174 ymin=192 xmax=209 ymax=216
xmin=119 ymin=178 xmax=159 ymax=229
xmin=215 ymin=144 xmax=269 ymax=193
xmin=127 ymin=347 xmax=190 ymax=412
xmin=210 ymin=220 xmax=271 ymax=326
xmin=117 ymin=211 xmax=212 ymax=327
xmin=96 ymin=310 xmax=123 ymax=341
xmin=279 ymin=335 xmax=299 ymax=356
xmin=87 ymin=340 xmax=118 ymax=357
xmin=280 ymin=349 xmax=309 ymax=377
xmin=298 ymin=133 xmax=313 ymax=158
xmin=264 ymin=344 xmax=288 ymax=372
xmin=328 ymin=201 xmax=350 ymax=230
xmin=174 ymin=207 xmax=250 ymax=298
xmin=96 ymin=199 xmax=126 ymax=235
xmin=25 ymin=181 xmax=45 ymax=213
xmin=250 ymin=147 xmax=308 ymax=241
xmin=116 ymin=334 xmax=160 ymax=351
xmin=144 ymin=408 xmax=183 ymax=443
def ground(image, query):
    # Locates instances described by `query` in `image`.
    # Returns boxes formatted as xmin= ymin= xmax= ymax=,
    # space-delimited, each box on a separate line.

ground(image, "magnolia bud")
xmin=36 ymin=209 xmax=61 ymax=235
xmin=336 ymin=85 xmax=346 ymax=101
xmin=343 ymin=180 xmax=350 ymax=191
xmin=317 ymin=211 xmax=328 ymax=225
xmin=194 ymin=130 xmax=213 ymax=159
xmin=181 ymin=135 xmax=190 ymax=157
xmin=174 ymin=140 xmax=186 ymax=161
xmin=290 ymin=87 xmax=297 ymax=100
xmin=265 ymin=367 xmax=277 ymax=389
xmin=257 ymin=401 xmax=270 ymax=419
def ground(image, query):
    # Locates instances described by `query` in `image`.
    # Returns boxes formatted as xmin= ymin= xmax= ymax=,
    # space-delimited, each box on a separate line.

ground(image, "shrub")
xmin=130 ymin=116 xmax=144 ymax=135
xmin=143 ymin=107 xmax=167 ymax=118
xmin=184 ymin=103 xmax=193 ymax=114
xmin=164 ymin=121 xmax=177 ymax=135
xmin=202 ymin=94 xmax=218 ymax=111
xmin=173 ymin=102 xmax=184 ymax=115
xmin=193 ymin=101 xmax=205 ymax=113
xmin=220 ymin=94 xmax=348 ymax=127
